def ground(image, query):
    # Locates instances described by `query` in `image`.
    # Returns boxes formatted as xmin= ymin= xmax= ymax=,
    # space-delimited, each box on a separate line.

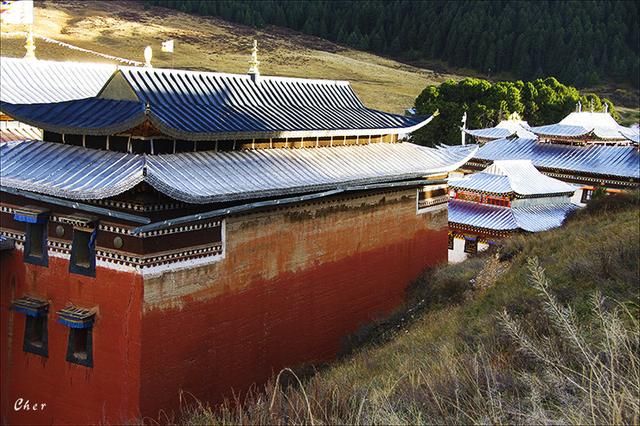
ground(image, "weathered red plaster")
xmin=140 ymin=228 xmax=445 ymax=416
xmin=139 ymin=190 xmax=447 ymax=417
xmin=2 ymin=188 xmax=448 ymax=423
xmin=1 ymin=253 xmax=143 ymax=425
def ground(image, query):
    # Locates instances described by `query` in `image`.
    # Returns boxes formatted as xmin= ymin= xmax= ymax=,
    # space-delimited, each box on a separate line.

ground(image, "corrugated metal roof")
xmin=0 ymin=125 xmax=42 ymax=142
xmin=0 ymin=66 xmax=434 ymax=140
xmin=119 ymin=67 xmax=364 ymax=109
xmin=1 ymin=98 xmax=146 ymax=135
xmin=530 ymin=112 xmax=629 ymax=141
xmin=1 ymin=140 xmax=477 ymax=203
xmin=559 ymin=112 xmax=619 ymax=128
xmin=0 ymin=140 xmax=145 ymax=200
xmin=512 ymin=203 xmax=579 ymax=232
xmin=0 ymin=57 xmax=116 ymax=104
xmin=528 ymin=123 xmax=593 ymax=138
xmin=463 ymin=120 xmax=534 ymax=140
xmin=463 ymin=127 xmax=514 ymax=140
xmin=450 ymin=160 xmax=577 ymax=196
xmin=620 ymin=128 xmax=640 ymax=144
xmin=450 ymin=173 xmax=513 ymax=194
xmin=449 ymin=199 xmax=578 ymax=232
xmin=449 ymin=200 xmax=518 ymax=231
xmin=474 ymin=137 xmax=640 ymax=180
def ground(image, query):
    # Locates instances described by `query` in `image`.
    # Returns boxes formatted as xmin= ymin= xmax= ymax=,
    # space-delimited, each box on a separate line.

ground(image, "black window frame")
xmin=23 ymin=314 xmax=48 ymax=357
xmin=24 ymin=221 xmax=49 ymax=266
xmin=69 ymin=228 xmax=97 ymax=277
xmin=581 ymin=189 xmax=593 ymax=203
xmin=66 ymin=327 xmax=93 ymax=368
xmin=464 ymin=237 xmax=478 ymax=254
xmin=448 ymin=233 xmax=454 ymax=250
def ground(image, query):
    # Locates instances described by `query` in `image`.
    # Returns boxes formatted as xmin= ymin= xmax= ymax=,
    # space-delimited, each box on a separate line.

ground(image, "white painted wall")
xmin=448 ymin=237 xmax=467 ymax=263
xmin=570 ymin=188 xmax=590 ymax=206
xmin=448 ymin=237 xmax=489 ymax=263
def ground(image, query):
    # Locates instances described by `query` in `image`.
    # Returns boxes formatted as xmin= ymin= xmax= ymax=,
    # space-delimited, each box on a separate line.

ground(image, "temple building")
xmin=462 ymin=112 xmax=534 ymax=144
xmin=528 ymin=107 xmax=639 ymax=146
xmin=464 ymin=109 xmax=640 ymax=205
xmin=0 ymin=54 xmax=477 ymax=424
xmin=0 ymin=57 xmax=115 ymax=142
xmin=448 ymin=160 xmax=578 ymax=263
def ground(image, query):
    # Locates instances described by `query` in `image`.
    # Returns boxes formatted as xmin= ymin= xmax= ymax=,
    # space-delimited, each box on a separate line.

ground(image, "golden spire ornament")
xmin=248 ymin=39 xmax=260 ymax=80
xmin=24 ymin=27 xmax=36 ymax=60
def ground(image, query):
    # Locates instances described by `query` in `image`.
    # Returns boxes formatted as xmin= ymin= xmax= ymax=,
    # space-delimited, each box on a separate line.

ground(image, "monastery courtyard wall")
xmin=139 ymin=187 xmax=448 ymax=417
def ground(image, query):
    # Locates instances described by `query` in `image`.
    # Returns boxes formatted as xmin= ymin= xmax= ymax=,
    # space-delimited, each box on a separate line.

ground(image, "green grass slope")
xmin=175 ymin=192 xmax=639 ymax=425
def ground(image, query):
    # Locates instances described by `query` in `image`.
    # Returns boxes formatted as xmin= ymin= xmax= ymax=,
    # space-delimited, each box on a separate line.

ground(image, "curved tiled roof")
xmin=620 ymin=128 xmax=640 ymax=144
xmin=448 ymin=199 xmax=578 ymax=233
xmin=1 ymin=140 xmax=477 ymax=204
xmin=473 ymin=137 xmax=640 ymax=180
xmin=529 ymin=112 xmax=631 ymax=141
xmin=119 ymin=67 xmax=365 ymax=109
xmin=0 ymin=125 xmax=42 ymax=142
xmin=463 ymin=127 xmax=514 ymax=140
xmin=0 ymin=57 xmax=115 ymax=104
xmin=463 ymin=120 xmax=534 ymax=141
xmin=0 ymin=66 xmax=434 ymax=141
xmin=450 ymin=160 xmax=577 ymax=196
xmin=1 ymin=99 xmax=146 ymax=135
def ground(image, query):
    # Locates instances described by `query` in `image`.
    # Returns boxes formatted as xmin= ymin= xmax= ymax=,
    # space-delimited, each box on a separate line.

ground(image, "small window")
xmin=70 ymin=228 xmax=96 ymax=277
xmin=24 ymin=222 xmax=48 ymax=266
xmin=581 ymin=189 xmax=593 ymax=203
xmin=66 ymin=328 xmax=93 ymax=367
xmin=448 ymin=233 xmax=454 ymax=250
xmin=464 ymin=238 xmax=478 ymax=254
xmin=23 ymin=315 xmax=48 ymax=357
xmin=108 ymin=135 xmax=129 ymax=153
xmin=14 ymin=207 xmax=49 ymax=267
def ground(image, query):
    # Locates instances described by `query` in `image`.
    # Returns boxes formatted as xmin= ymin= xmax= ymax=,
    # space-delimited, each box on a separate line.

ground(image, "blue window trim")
xmin=65 ymin=327 xmax=93 ymax=368
xmin=23 ymin=315 xmax=48 ymax=357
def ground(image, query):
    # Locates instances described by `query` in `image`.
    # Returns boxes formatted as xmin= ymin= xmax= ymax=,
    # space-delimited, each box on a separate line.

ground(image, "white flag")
xmin=1 ymin=0 xmax=34 ymax=25
xmin=161 ymin=39 xmax=174 ymax=53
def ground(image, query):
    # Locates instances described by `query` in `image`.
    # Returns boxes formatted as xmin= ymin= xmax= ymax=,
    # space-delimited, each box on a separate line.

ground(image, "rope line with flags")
xmin=0 ymin=31 xmax=144 ymax=65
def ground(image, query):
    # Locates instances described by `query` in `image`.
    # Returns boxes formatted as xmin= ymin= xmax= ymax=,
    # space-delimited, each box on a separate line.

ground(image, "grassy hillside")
xmin=2 ymin=1 xmax=637 ymax=123
xmin=0 ymin=0 xmax=459 ymax=114
xmin=174 ymin=193 xmax=639 ymax=425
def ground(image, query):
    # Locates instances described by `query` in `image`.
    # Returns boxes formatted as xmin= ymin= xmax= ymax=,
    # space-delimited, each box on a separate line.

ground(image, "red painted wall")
xmin=140 ymin=190 xmax=447 ymax=417
xmin=1 ymin=253 xmax=143 ymax=425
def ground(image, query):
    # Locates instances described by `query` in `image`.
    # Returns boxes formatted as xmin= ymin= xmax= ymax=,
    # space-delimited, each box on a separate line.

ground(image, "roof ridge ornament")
xmin=576 ymin=101 xmax=582 ymax=112
xmin=144 ymin=46 xmax=153 ymax=68
xmin=507 ymin=111 xmax=522 ymax=121
xmin=24 ymin=28 xmax=36 ymax=60
xmin=248 ymin=39 xmax=260 ymax=82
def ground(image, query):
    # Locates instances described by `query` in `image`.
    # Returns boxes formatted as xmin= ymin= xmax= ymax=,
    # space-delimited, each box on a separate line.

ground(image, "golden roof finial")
xmin=24 ymin=27 xmax=36 ymax=60
xmin=248 ymin=39 xmax=260 ymax=78
xmin=507 ymin=111 xmax=522 ymax=121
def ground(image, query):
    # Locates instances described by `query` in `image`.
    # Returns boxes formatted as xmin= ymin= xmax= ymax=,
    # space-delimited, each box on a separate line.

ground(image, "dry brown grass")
xmin=138 ymin=194 xmax=639 ymax=425
xmin=0 ymin=0 xmax=459 ymax=114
